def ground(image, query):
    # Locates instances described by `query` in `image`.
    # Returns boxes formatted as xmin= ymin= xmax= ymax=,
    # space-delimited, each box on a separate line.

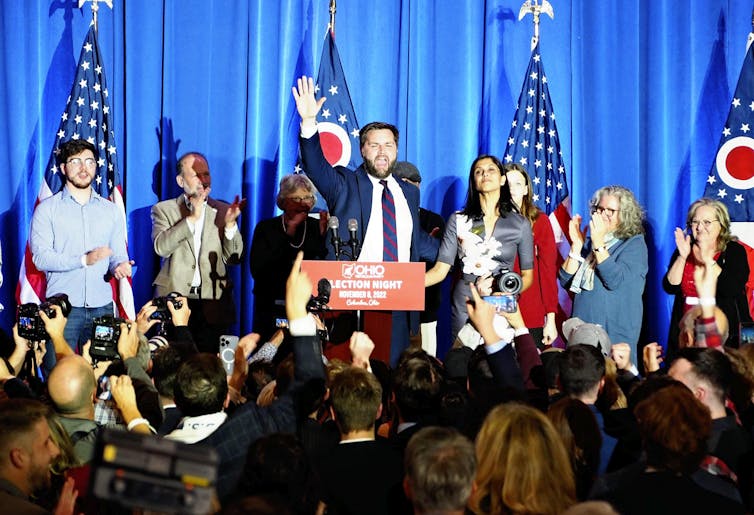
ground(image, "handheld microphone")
xmin=347 ymin=218 xmax=361 ymax=261
xmin=328 ymin=216 xmax=341 ymax=259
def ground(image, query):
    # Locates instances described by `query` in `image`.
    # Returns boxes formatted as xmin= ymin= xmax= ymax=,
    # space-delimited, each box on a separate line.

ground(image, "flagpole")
xmin=329 ymin=0 xmax=337 ymax=36
xmin=518 ymin=0 xmax=554 ymax=50
xmin=78 ymin=0 xmax=114 ymax=33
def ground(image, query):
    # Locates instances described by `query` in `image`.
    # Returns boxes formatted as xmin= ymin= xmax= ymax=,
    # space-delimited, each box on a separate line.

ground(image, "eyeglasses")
xmin=66 ymin=158 xmax=97 ymax=169
xmin=287 ymin=195 xmax=315 ymax=203
xmin=591 ymin=206 xmax=619 ymax=217
xmin=688 ymin=219 xmax=719 ymax=229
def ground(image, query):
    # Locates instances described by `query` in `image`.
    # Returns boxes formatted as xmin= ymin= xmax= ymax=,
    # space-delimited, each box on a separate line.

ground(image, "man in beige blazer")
xmin=151 ymin=152 xmax=244 ymax=352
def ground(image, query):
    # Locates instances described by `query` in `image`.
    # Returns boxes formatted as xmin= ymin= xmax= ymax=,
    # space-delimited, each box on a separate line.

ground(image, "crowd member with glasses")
xmin=249 ymin=173 xmax=327 ymax=341
xmin=151 ymin=151 xmax=245 ymax=353
xmin=559 ymin=185 xmax=647 ymax=363
xmin=663 ymin=198 xmax=752 ymax=353
xmin=30 ymin=139 xmax=133 ymax=374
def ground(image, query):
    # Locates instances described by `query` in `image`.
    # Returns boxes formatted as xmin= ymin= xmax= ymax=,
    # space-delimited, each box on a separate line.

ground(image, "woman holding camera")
xmin=425 ymin=155 xmax=533 ymax=340
xmin=559 ymin=186 xmax=647 ymax=359
xmin=663 ymin=198 xmax=752 ymax=352
xmin=504 ymin=164 xmax=559 ymax=349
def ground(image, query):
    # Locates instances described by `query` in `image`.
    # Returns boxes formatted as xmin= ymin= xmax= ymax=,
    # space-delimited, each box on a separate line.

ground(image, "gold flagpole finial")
xmin=329 ymin=0 xmax=337 ymax=35
xmin=78 ymin=0 xmax=114 ymax=33
xmin=519 ymin=0 xmax=554 ymax=50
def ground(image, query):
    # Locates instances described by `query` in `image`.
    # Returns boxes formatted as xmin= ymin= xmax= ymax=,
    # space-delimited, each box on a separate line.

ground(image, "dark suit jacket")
xmin=151 ymin=196 xmax=243 ymax=325
xmin=299 ymin=133 xmax=438 ymax=265
xmin=200 ymin=334 xmax=325 ymax=501
xmin=316 ymin=439 xmax=406 ymax=515
xmin=300 ymin=133 xmax=439 ymax=353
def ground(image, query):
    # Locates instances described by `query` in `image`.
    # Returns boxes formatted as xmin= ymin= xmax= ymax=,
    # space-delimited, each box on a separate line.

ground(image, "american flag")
xmin=309 ymin=29 xmax=360 ymax=170
xmin=503 ymin=42 xmax=573 ymax=324
xmin=16 ymin=25 xmax=135 ymax=319
xmin=704 ymin=36 xmax=754 ymax=316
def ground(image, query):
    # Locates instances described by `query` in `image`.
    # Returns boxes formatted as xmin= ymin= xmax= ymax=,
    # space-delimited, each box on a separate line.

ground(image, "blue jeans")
xmin=42 ymin=303 xmax=114 ymax=377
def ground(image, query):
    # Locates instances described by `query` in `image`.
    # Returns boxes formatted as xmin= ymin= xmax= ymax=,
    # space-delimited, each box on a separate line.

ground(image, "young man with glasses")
xmin=30 ymin=139 xmax=133 ymax=374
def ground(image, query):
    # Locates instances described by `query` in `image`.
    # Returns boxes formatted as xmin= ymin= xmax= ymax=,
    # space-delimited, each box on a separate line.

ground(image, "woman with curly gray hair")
xmin=559 ymin=186 xmax=648 ymax=362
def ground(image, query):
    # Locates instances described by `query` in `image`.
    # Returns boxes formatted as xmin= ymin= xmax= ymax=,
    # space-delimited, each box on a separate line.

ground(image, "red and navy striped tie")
xmin=380 ymin=179 xmax=398 ymax=261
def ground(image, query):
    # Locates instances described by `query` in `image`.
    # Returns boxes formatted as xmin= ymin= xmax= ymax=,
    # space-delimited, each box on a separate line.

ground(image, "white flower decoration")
xmin=455 ymin=214 xmax=502 ymax=277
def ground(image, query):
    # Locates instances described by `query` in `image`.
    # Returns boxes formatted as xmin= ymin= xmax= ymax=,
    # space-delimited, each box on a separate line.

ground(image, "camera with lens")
xmin=150 ymin=292 xmax=184 ymax=322
xmin=483 ymin=270 xmax=522 ymax=314
xmin=90 ymin=315 xmax=128 ymax=362
xmin=16 ymin=293 xmax=72 ymax=341
xmin=491 ymin=270 xmax=523 ymax=296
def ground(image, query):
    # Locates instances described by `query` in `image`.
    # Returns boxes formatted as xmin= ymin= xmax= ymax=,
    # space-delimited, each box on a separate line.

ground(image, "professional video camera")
xmin=16 ymin=293 xmax=72 ymax=341
xmin=89 ymin=315 xmax=128 ymax=362
xmin=483 ymin=270 xmax=523 ymax=314
xmin=91 ymin=427 xmax=218 ymax=514
xmin=149 ymin=291 xmax=184 ymax=322
xmin=306 ymin=278 xmax=331 ymax=312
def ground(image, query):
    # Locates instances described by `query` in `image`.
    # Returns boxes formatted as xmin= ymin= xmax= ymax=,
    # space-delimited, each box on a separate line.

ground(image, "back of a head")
xmin=675 ymin=347 xmax=733 ymax=403
xmin=393 ymin=356 xmax=441 ymax=423
xmin=152 ymin=345 xmax=189 ymax=399
xmin=404 ymin=426 xmax=476 ymax=514
xmin=634 ymin=381 xmax=712 ymax=474
xmin=547 ymin=397 xmax=602 ymax=500
xmin=0 ymin=398 xmax=50 ymax=460
xmin=48 ymin=355 xmax=96 ymax=416
xmin=237 ymin=433 xmax=314 ymax=512
xmin=329 ymin=366 xmax=382 ymax=435
xmin=174 ymin=353 xmax=228 ymax=417
xmin=473 ymin=403 xmax=576 ymax=515
xmin=559 ymin=345 xmax=606 ymax=398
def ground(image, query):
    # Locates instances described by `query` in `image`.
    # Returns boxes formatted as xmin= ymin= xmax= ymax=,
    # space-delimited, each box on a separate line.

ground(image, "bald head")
xmin=47 ymin=355 xmax=96 ymax=418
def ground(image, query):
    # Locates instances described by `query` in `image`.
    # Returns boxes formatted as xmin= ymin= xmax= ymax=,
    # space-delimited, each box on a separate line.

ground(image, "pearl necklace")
xmin=282 ymin=215 xmax=307 ymax=249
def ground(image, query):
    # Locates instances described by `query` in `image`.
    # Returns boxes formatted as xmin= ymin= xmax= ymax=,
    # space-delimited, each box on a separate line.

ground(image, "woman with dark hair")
xmin=504 ymin=163 xmax=559 ymax=348
xmin=547 ymin=397 xmax=602 ymax=501
xmin=250 ymin=174 xmax=327 ymax=341
xmin=663 ymin=198 xmax=752 ymax=352
xmin=425 ymin=155 xmax=534 ymax=340
xmin=559 ymin=186 xmax=647 ymax=361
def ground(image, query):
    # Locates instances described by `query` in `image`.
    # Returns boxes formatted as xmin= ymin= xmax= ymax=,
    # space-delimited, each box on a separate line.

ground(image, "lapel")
xmin=356 ymin=167 xmax=374 ymax=233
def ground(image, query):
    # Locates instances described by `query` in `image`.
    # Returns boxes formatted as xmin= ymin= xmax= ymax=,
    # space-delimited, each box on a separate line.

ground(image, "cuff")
xmin=224 ymin=223 xmax=238 ymax=239
xmin=289 ymin=315 xmax=317 ymax=336
xmin=484 ymin=340 xmax=510 ymax=355
xmin=300 ymin=122 xmax=318 ymax=138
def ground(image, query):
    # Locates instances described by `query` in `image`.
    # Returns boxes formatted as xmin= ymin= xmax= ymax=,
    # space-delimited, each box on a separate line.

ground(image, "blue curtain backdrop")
xmin=1 ymin=1 xmax=752 ymax=356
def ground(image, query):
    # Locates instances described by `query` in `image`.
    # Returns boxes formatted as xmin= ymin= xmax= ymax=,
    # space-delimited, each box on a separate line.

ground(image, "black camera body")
xmin=491 ymin=270 xmax=523 ymax=296
xmin=150 ymin=292 xmax=184 ymax=322
xmin=90 ymin=315 xmax=128 ymax=362
xmin=91 ymin=428 xmax=218 ymax=514
xmin=16 ymin=293 xmax=72 ymax=341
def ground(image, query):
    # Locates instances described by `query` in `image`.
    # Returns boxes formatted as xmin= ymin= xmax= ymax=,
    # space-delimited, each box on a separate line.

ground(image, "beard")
xmin=67 ymin=172 xmax=93 ymax=190
xmin=363 ymin=157 xmax=396 ymax=179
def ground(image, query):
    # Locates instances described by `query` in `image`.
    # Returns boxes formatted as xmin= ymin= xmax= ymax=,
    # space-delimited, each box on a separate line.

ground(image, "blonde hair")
xmin=472 ymin=403 xmax=576 ymax=515
xmin=686 ymin=198 xmax=734 ymax=252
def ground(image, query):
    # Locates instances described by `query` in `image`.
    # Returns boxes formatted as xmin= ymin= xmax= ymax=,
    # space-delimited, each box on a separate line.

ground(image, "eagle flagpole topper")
xmin=519 ymin=0 xmax=554 ymax=50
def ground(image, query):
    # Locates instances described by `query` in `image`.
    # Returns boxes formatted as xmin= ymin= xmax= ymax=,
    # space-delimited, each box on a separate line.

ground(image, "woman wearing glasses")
xmin=250 ymin=174 xmax=327 ymax=341
xmin=559 ymin=186 xmax=647 ymax=361
xmin=663 ymin=198 xmax=751 ymax=352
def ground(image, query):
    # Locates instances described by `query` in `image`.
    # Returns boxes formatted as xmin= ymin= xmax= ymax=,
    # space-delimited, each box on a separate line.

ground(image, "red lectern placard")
xmin=299 ymin=261 xmax=425 ymax=311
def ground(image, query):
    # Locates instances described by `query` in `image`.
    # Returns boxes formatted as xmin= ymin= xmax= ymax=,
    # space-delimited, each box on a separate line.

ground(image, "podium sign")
xmin=300 ymin=261 xmax=425 ymax=311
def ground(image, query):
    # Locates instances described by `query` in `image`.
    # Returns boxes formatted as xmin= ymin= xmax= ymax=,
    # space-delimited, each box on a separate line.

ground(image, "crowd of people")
xmin=0 ymin=74 xmax=753 ymax=514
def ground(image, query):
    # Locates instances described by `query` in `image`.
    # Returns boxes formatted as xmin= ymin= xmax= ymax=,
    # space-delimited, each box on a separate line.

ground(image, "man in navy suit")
xmin=292 ymin=76 xmax=438 ymax=364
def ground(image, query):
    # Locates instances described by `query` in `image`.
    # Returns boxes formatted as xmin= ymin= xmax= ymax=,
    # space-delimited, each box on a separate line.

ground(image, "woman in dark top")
xmin=250 ymin=174 xmax=327 ymax=341
xmin=663 ymin=198 xmax=752 ymax=353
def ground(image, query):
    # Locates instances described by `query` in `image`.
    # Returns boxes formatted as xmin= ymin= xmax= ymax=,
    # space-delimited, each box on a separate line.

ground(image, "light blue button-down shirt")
xmin=30 ymin=186 xmax=128 ymax=308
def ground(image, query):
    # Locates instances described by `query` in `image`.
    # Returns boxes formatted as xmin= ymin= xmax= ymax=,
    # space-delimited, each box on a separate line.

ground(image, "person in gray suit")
xmin=151 ymin=151 xmax=244 ymax=352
